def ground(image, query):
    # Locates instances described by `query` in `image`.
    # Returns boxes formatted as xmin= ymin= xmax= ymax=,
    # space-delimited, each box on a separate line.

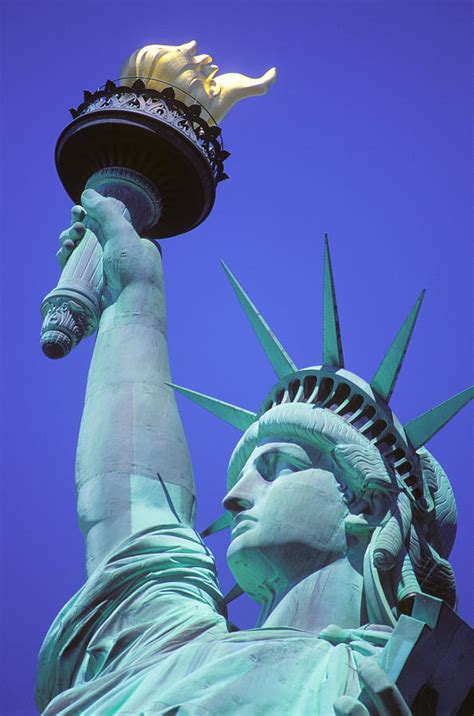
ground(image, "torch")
xmin=40 ymin=41 xmax=276 ymax=358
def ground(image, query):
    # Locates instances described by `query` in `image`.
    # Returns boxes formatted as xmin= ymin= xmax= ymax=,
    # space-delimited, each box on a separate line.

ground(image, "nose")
xmin=222 ymin=493 xmax=253 ymax=513
xmin=222 ymin=478 xmax=255 ymax=513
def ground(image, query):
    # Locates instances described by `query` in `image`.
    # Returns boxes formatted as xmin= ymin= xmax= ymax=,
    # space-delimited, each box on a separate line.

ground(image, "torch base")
xmin=85 ymin=167 xmax=162 ymax=235
xmin=56 ymin=100 xmax=217 ymax=238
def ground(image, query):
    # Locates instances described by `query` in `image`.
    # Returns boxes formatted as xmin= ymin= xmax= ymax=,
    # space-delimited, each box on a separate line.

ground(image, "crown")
xmin=169 ymin=237 xmax=473 ymax=531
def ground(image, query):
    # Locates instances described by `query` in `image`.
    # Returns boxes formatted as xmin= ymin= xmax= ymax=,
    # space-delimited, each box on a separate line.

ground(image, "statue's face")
xmin=223 ymin=439 xmax=349 ymax=603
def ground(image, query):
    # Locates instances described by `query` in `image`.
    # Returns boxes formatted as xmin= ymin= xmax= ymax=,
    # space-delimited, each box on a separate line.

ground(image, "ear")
xmin=330 ymin=442 xmax=395 ymax=536
xmin=344 ymin=492 xmax=392 ymax=536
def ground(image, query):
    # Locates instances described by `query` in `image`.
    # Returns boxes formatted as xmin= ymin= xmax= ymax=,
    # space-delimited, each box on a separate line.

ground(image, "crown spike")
xmin=404 ymin=386 xmax=474 ymax=450
xmin=167 ymin=382 xmax=257 ymax=431
xmin=371 ymin=290 xmax=425 ymax=402
xmin=323 ymin=235 xmax=344 ymax=368
xmin=221 ymin=261 xmax=297 ymax=378
xmin=200 ymin=512 xmax=232 ymax=537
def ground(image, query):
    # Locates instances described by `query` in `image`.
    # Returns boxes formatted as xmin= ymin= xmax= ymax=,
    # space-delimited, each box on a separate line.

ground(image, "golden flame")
xmin=120 ymin=40 xmax=277 ymax=124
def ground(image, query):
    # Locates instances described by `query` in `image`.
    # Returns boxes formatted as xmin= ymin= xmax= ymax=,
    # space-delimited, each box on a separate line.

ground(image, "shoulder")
xmin=36 ymin=523 xmax=227 ymax=712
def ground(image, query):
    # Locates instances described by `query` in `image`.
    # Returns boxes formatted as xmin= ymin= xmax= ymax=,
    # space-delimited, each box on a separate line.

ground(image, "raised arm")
xmin=66 ymin=190 xmax=195 ymax=575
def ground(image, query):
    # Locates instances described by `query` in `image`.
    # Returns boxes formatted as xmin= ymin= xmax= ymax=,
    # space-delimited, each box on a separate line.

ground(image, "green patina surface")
xmin=37 ymin=190 xmax=473 ymax=716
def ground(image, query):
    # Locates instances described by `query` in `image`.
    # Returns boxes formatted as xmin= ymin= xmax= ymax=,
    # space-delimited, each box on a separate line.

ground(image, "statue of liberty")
xmin=36 ymin=42 xmax=473 ymax=715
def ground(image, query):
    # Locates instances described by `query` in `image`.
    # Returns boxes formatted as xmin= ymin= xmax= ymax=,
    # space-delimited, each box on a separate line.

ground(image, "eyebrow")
xmin=257 ymin=444 xmax=312 ymax=465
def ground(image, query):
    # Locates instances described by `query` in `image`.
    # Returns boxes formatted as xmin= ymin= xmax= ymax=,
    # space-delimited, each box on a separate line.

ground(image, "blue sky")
xmin=1 ymin=1 xmax=472 ymax=713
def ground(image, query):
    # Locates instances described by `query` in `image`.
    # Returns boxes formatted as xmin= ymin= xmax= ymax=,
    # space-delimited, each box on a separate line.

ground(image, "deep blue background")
xmin=1 ymin=2 xmax=472 ymax=714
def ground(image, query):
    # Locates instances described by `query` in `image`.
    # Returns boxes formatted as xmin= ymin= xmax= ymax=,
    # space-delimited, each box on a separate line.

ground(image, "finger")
xmin=71 ymin=205 xmax=86 ymax=225
xmin=59 ymin=229 xmax=72 ymax=251
xmin=359 ymin=660 xmax=411 ymax=716
xmin=57 ymin=222 xmax=87 ymax=269
xmin=59 ymin=222 xmax=86 ymax=250
xmin=57 ymin=242 xmax=75 ymax=270
xmin=70 ymin=221 xmax=86 ymax=241
xmin=334 ymin=696 xmax=370 ymax=716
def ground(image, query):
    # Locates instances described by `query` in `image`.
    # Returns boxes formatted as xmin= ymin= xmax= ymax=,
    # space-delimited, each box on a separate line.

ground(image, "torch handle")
xmin=40 ymin=224 xmax=103 ymax=359
xmin=40 ymin=167 xmax=163 ymax=359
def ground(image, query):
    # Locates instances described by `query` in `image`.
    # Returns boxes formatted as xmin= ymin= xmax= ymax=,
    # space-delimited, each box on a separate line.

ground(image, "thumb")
xmin=81 ymin=189 xmax=133 ymax=247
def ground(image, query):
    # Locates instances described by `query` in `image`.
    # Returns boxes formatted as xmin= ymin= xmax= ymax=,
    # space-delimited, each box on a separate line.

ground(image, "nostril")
xmin=222 ymin=496 xmax=252 ymax=513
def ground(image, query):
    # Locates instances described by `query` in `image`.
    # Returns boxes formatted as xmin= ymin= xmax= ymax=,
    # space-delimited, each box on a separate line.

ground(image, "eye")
xmin=274 ymin=467 xmax=295 ymax=478
xmin=257 ymin=452 xmax=310 ymax=482
xmin=255 ymin=454 xmax=277 ymax=481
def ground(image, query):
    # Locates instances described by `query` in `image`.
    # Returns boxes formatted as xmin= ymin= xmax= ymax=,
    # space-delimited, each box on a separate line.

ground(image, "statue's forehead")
xmin=244 ymin=440 xmax=313 ymax=461
xmin=227 ymin=432 xmax=327 ymax=489
xmin=227 ymin=416 xmax=305 ymax=488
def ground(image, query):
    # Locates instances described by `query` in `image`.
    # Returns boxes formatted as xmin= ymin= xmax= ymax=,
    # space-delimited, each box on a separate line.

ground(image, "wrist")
xmin=99 ymin=279 xmax=167 ymax=335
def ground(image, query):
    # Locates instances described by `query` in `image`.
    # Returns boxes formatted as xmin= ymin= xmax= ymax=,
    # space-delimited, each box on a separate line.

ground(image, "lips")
xmin=231 ymin=514 xmax=258 ymax=537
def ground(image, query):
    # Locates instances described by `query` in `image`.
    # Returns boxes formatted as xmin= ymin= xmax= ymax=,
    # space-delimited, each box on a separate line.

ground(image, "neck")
xmin=258 ymin=557 xmax=364 ymax=635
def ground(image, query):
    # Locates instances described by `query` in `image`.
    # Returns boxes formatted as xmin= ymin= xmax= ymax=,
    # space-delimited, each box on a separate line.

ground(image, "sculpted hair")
xmin=227 ymin=404 xmax=458 ymax=620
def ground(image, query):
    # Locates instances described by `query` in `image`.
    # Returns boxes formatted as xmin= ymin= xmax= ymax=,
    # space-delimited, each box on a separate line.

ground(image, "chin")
xmin=226 ymin=538 xmax=269 ymax=603
xmin=226 ymin=537 xmax=295 ymax=604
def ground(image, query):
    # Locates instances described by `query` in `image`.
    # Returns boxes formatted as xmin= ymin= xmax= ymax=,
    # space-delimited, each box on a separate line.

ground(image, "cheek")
xmin=264 ymin=472 xmax=348 ymax=548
